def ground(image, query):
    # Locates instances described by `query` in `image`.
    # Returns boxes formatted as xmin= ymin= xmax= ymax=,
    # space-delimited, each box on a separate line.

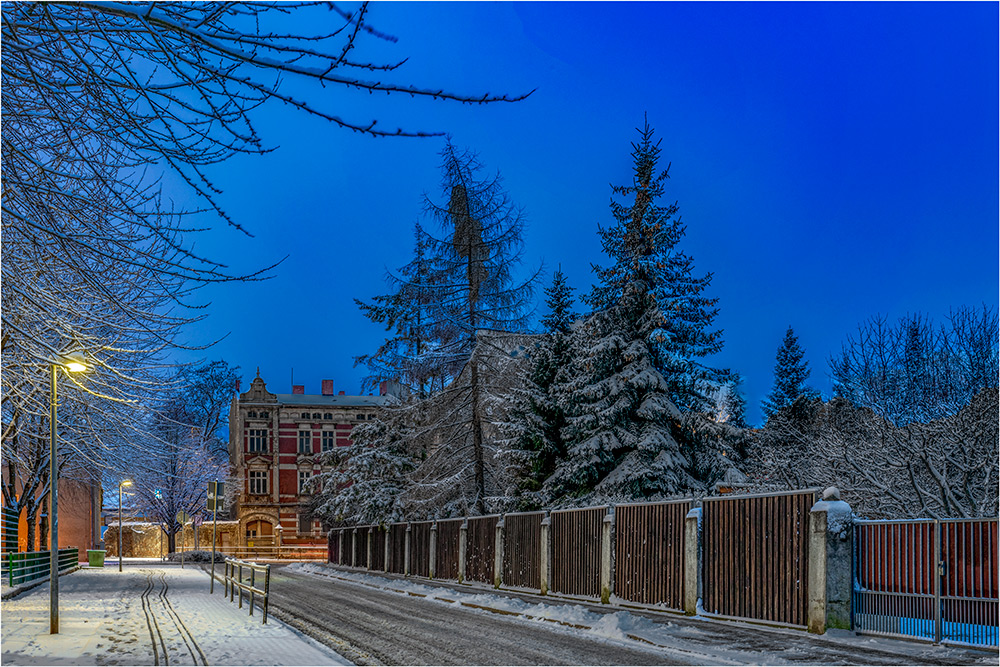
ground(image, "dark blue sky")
xmin=174 ymin=2 xmax=998 ymax=426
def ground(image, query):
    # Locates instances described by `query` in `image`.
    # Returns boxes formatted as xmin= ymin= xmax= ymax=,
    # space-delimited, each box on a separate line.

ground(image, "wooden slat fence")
xmin=615 ymin=500 xmax=689 ymax=609
xmin=435 ymin=519 xmax=462 ymax=580
xmin=388 ymin=523 xmax=407 ymax=574
xmin=502 ymin=512 xmax=544 ymax=590
xmin=409 ymin=521 xmax=433 ymax=578
xmin=328 ymin=530 xmax=342 ymax=564
xmin=353 ymin=526 xmax=370 ymax=568
xmin=369 ymin=526 xmax=387 ymax=571
xmin=702 ymin=489 xmax=817 ymax=627
xmin=465 ymin=515 xmax=499 ymax=584
xmin=551 ymin=506 xmax=604 ymax=598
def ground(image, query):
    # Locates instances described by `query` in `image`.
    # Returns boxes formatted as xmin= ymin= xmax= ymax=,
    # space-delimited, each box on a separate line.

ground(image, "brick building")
xmin=228 ymin=372 xmax=389 ymax=547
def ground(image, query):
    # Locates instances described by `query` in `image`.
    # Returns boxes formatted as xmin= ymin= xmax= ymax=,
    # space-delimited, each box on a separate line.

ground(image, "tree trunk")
xmin=38 ymin=495 xmax=49 ymax=550
xmin=25 ymin=501 xmax=38 ymax=552
xmin=167 ymin=528 xmax=176 ymax=554
xmin=471 ymin=352 xmax=486 ymax=515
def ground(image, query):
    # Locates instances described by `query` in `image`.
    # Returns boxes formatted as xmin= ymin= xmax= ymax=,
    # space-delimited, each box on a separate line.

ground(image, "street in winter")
xmin=2 ymin=1 xmax=997 ymax=666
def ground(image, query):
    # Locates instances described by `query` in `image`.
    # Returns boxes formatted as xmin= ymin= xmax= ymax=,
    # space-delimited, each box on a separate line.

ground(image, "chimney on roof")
xmin=292 ymin=385 xmax=304 ymax=395
xmin=379 ymin=381 xmax=387 ymax=396
xmin=322 ymin=379 xmax=334 ymax=396
xmin=338 ymin=390 xmax=346 ymax=396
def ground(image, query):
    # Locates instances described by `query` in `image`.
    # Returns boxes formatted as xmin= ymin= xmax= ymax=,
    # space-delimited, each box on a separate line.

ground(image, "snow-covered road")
xmin=256 ymin=563 xmax=997 ymax=666
xmin=1 ymin=564 xmax=348 ymax=666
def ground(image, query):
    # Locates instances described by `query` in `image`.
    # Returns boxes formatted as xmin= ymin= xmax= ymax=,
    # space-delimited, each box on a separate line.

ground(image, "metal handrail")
xmin=224 ymin=557 xmax=271 ymax=624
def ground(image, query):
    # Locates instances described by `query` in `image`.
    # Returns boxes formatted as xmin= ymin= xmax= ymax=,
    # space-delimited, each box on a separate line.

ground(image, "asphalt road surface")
xmin=207 ymin=564 xmax=995 ymax=666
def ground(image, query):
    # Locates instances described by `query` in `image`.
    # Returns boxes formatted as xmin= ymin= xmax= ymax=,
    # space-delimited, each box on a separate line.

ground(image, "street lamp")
xmin=49 ymin=354 xmax=88 ymax=635
xmin=118 ymin=480 xmax=133 ymax=572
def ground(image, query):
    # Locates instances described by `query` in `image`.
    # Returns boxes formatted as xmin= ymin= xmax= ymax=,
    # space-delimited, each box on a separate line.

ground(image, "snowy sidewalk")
xmin=1 ymin=564 xmax=350 ymax=666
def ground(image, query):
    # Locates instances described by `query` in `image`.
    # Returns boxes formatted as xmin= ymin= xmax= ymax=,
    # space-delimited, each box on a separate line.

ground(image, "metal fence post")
xmin=933 ymin=520 xmax=942 ymax=644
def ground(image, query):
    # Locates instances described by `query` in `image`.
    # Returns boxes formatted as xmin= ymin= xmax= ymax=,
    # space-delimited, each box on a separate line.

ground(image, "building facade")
xmin=228 ymin=372 xmax=388 ymax=547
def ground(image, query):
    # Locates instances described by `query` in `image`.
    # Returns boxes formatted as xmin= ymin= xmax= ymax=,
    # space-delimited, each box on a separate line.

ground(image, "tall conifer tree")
xmin=761 ymin=326 xmax=814 ymax=421
xmin=503 ymin=269 xmax=577 ymax=509
xmin=588 ymin=118 xmax=722 ymax=412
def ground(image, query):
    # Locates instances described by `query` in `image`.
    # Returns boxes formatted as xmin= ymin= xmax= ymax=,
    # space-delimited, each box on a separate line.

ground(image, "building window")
xmin=298 ymin=430 xmax=312 ymax=453
xmin=313 ymin=412 xmax=321 ymax=419
xmin=301 ymin=412 xmax=310 ymax=419
xmin=248 ymin=429 xmax=268 ymax=452
xmin=298 ymin=469 xmax=312 ymax=495
xmin=260 ymin=411 xmax=269 ymax=419
xmin=248 ymin=411 xmax=257 ymax=418
xmin=323 ymin=413 xmax=332 ymax=420
xmin=298 ymin=513 xmax=312 ymax=535
xmin=249 ymin=470 xmax=268 ymax=495
xmin=321 ymin=431 xmax=335 ymax=452
xmin=356 ymin=414 xmax=366 ymax=420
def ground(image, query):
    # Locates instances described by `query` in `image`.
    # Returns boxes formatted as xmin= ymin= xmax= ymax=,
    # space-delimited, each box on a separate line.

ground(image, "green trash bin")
xmin=87 ymin=550 xmax=106 ymax=568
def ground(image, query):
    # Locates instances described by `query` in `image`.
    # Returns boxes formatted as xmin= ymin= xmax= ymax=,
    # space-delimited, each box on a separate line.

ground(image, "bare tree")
xmin=829 ymin=305 xmax=997 ymax=425
xmin=2 ymin=2 xmax=528 ymax=505
xmin=747 ymin=389 xmax=998 ymax=519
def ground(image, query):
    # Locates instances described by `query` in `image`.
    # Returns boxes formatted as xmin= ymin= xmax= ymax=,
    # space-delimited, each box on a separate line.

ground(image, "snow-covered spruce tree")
xmin=761 ymin=326 xmax=816 ymax=422
xmin=312 ymin=405 xmax=419 ymax=526
xmin=588 ymin=118 xmax=723 ymax=412
xmin=355 ymin=223 xmax=452 ymax=397
xmin=501 ymin=270 xmax=578 ymax=510
xmin=716 ymin=372 xmax=749 ymax=428
xmin=390 ymin=143 xmax=539 ymax=516
xmin=545 ymin=281 xmax=698 ymax=504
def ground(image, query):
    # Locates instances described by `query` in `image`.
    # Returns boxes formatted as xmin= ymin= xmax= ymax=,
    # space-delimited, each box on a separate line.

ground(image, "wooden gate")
xmin=551 ymin=506 xmax=604 ymax=598
xmin=502 ymin=512 xmax=544 ymax=590
xmin=615 ymin=500 xmax=689 ymax=609
xmin=702 ymin=489 xmax=818 ymax=627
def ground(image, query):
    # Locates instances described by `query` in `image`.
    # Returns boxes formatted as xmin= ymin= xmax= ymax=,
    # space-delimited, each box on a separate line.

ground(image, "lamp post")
xmin=118 ymin=480 xmax=132 ymax=572
xmin=49 ymin=355 xmax=88 ymax=635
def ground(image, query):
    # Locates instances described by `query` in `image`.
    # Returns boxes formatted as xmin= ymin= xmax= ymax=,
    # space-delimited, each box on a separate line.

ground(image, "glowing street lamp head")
xmin=61 ymin=354 xmax=88 ymax=373
xmin=120 ymin=479 xmax=133 ymax=488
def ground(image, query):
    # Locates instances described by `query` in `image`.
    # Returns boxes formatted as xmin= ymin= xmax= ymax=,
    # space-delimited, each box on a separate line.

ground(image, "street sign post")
xmin=176 ymin=510 xmax=191 ymax=568
xmin=208 ymin=481 xmax=224 ymax=593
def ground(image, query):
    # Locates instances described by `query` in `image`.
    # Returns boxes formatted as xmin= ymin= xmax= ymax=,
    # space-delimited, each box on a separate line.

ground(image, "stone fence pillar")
xmin=600 ymin=506 xmax=615 ymax=604
xmin=539 ymin=513 xmax=552 ymax=596
xmin=458 ymin=519 xmax=468 ymax=584
xmin=429 ymin=521 xmax=438 ymax=579
xmin=404 ymin=523 xmax=412 ymax=576
xmin=683 ymin=504 xmax=702 ymax=615
xmin=494 ymin=515 xmax=505 ymax=589
xmin=807 ymin=486 xmax=853 ymax=634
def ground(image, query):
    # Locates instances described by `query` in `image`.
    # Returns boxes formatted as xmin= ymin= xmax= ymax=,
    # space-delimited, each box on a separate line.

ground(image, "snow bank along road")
xmin=1 ymin=564 xmax=348 ymax=666
xmin=229 ymin=563 xmax=995 ymax=666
